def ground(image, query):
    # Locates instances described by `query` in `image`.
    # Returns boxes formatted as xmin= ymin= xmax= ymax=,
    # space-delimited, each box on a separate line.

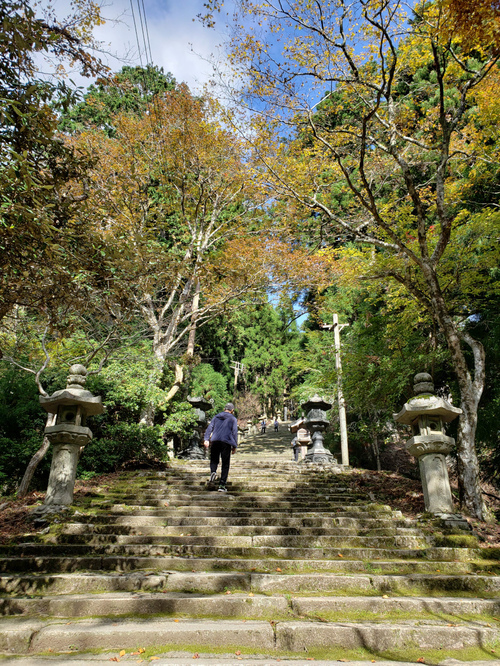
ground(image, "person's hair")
xmin=224 ymin=402 xmax=235 ymax=412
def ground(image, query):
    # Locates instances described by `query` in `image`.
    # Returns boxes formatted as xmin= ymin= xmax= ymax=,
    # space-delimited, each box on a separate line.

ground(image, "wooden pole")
xmin=332 ymin=314 xmax=349 ymax=466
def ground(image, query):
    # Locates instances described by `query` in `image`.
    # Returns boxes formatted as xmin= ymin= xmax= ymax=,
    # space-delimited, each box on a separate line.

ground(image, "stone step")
xmin=100 ymin=497 xmax=365 ymax=507
xmin=2 ymin=571 xmax=500 ymax=597
xmin=51 ymin=534 xmax=428 ymax=549
xmin=0 ymin=542 xmax=451 ymax=560
xmin=2 ymin=591 xmax=499 ymax=621
xmin=2 ymin=650 xmax=460 ymax=666
xmin=135 ymin=482 xmax=354 ymax=492
xmin=1 ymin=555 xmax=494 ymax=576
xmin=1 ymin=616 xmax=498 ymax=656
xmin=99 ymin=501 xmax=367 ymax=512
xmin=0 ymin=592 xmax=290 ymax=619
xmin=58 ymin=523 xmax=423 ymax=537
xmin=80 ymin=508 xmax=397 ymax=520
xmin=70 ymin=514 xmax=410 ymax=527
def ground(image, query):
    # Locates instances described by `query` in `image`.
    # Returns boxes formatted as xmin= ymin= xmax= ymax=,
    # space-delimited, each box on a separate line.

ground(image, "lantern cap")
xmin=301 ymin=394 xmax=332 ymax=413
xmin=394 ymin=396 xmax=462 ymax=424
xmin=413 ymin=372 xmax=434 ymax=396
xmin=187 ymin=396 xmax=213 ymax=412
xmin=39 ymin=364 xmax=103 ymax=415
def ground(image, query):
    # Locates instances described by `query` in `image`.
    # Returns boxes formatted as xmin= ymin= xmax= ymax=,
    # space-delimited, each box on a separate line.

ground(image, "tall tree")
xmin=60 ymin=65 xmax=177 ymax=135
xmin=202 ymin=0 xmax=500 ymax=519
xmin=71 ymin=86 xmax=269 ymax=418
xmin=0 ymin=0 xmax=106 ymax=323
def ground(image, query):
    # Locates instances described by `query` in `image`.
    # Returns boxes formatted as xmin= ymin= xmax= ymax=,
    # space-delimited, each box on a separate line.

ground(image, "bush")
xmin=77 ymin=423 xmax=168 ymax=474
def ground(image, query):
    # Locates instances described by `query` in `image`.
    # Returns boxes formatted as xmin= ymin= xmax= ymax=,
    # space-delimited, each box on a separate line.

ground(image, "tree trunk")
xmin=163 ymin=363 xmax=185 ymax=403
xmin=16 ymin=413 xmax=56 ymax=498
xmin=422 ymin=264 xmax=489 ymax=520
xmin=372 ymin=433 xmax=381 ymax=472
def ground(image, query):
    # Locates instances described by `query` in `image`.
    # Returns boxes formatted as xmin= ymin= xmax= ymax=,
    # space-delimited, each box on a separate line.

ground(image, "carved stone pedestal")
xmin=44 ymin=426 xmax=92 ymax=507
xmin=394 ymin=373 xmax=462 ymax=517
xmin=407 ymin=438 xmax=454 ymax=514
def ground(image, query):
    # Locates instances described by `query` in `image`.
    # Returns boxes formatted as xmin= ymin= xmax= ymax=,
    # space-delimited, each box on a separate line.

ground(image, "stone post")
xmin=394 ymin=373 xmax=462 ymax=516
xmin=178 ymin=396 xmax=213 ymax=460
xmin=302 ymin=394 xmax=337 ymax=465
xmin=35 ymin=364 xmax=103 ymax=515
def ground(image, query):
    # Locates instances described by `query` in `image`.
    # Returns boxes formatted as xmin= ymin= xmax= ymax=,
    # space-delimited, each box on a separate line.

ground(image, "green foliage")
xmin=0 ymin=0 xmax=105 ymax=320
xmin=60 ymin=65 xmax=177 ymax=135
xmin=77 ymin=423 xmax=168 ymax=475
xmin=189 ymin=363 xmax=229 ymax=415
xmin=196 ymin=300 xmax=302 ymax=417
xmin=293 ymin=282 xmax=451 ymax=467
xmin=0 ymin=367 xmax=48 ymax=492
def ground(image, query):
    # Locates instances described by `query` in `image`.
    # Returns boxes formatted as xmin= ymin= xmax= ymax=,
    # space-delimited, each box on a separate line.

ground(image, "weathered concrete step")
xmin=0 ymin=542 xmax=448 ymax=560
xmin=0 ymin=592 xmax=290 ymax=619
xmin=59 ymin=523 xmax=422 ymax=537
xmin=72 ymin=514 xmax=408 ymax=528
xmin=140 ymin=484 xmax=358 ymax=494
xmin=1 ymin=616 xmax=498 ymax=656
xmin=2 ymin=591 xmax=499 ymax=621
xmin=102 ymin=498 xmax=365 ymax=509
xmin=1 ymin=554 xmax=493 ymax=576
xmin=2 ymin=571 xmax=499 ymax=597
xmin=52 ymin=534 xmax=428 ymax=549
xmin=84 ymin=508 xmax=397 ymax=519
xmin=2 ymin=651 xmax=460 ymax=666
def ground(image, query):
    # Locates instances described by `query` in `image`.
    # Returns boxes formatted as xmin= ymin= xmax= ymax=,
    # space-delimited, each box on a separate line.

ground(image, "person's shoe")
xmin=218 ymin=484 xmax=227 ymax=493
xmin=209 ymin=472 xmax=217 ymax=484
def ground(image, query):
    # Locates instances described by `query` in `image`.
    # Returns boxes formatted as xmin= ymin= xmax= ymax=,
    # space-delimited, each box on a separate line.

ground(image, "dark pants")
xmin=210 ymin=441 xmax=232 ymax=484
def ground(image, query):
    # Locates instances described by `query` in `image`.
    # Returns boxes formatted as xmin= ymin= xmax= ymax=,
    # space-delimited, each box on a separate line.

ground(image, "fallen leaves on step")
xmin=417 ymin=659 xmax=425 ymax=663
xmin=248 ymin=592 xmax=254 ymax=597
xmin=150 ymin=658 xmax=160 ymax=661
xmin=235 ymin=650 xmax=242 ymax=655
xmin=109 ymin=659 xmax=119 ymax=663
xmin=120 ymin=650 xmax=126 ymax=657
xmin=193 ymin=653 xmax=200 ymax=659
xmin=382 ymin=595 xmax=389 ymax=598
xmin=338 ymin=553 xmax=343 ymax=558
xmin=131 ymin=648 xmax=145 ymax=655
xmin=276 ymin=567 xmax=282 ymax=572
xmin=226 ymin=590 xmax=232 ymax=594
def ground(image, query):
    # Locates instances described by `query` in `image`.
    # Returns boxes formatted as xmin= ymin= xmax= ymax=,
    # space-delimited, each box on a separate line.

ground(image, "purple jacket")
xmin=204 ymin=411 xmax=238 ymax=448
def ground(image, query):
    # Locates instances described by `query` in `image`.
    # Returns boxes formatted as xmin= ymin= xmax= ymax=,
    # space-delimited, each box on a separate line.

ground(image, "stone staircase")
xmin=1 ymin=426 xmax=500 ymax=665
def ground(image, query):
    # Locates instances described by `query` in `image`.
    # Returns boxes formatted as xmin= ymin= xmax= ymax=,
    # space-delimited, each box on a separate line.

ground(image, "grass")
xmin=31 ymin=641 xmax=500 ymax=664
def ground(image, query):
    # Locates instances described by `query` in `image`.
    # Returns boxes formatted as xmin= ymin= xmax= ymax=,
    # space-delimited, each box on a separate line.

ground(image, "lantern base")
xmin=178 ymin=438 xmax=206 ymax=460
xmin=29 ymin=503 xmax=71 ymax=524
xmin=435 ymin=513 xmax=472 ymax=531
xmin=303 ymin=449 xmax=337 ymax=465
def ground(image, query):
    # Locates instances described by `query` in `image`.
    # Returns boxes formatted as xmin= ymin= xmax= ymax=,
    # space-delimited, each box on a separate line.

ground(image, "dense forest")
xmin=0 ymin=0 xmax=499 ymax=522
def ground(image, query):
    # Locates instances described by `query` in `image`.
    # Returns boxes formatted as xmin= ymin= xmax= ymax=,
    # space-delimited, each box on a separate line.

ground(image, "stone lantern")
xmin=302 ymin=394 xmax=337 ymax=465
xmin=178 ymin=396 xmax=213 ymax=460
xmin=37 ymin=364 xmax=103 ymax=513
xmin=394 ymin=372 xmax=462 ymax=516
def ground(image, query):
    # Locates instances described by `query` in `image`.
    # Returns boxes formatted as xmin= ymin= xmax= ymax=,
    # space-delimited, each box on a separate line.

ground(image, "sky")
xmin=49 ymin=0 xmax=231 ymax=92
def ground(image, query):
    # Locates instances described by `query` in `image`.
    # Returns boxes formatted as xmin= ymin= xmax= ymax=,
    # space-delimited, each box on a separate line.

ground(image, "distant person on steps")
xmin=204 ymin=403 xmax=238 ymax=493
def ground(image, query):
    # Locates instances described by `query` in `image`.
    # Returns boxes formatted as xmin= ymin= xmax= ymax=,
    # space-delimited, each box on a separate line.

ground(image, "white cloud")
xmin=47 ymin=0 xmax=230 ymax=92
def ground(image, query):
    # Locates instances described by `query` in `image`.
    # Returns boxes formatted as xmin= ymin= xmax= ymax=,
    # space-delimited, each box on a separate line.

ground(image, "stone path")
xmin=0 ymin=425 xmax=499 ymax=664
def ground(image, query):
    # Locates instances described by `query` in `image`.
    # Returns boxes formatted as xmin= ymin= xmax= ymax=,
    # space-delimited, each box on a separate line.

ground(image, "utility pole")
xmin=230 ymin=360 xmax=245 ymax=400
xmin=322 ymin=314 xmax=349 ymax=466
